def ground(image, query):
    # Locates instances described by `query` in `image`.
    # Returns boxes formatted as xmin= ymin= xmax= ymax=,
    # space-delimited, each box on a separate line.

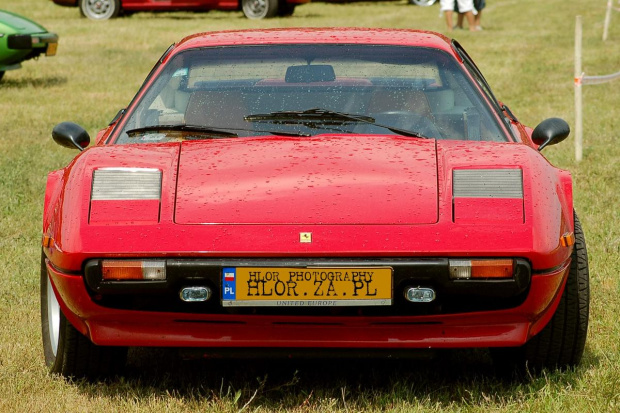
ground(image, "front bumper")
xmin=7 ymin=32 xmax=58 ymax=54
xmin=47 ymin=258 xmax=569 ymax=349
xmin=83 ymin=258 xmax=532 ymax=315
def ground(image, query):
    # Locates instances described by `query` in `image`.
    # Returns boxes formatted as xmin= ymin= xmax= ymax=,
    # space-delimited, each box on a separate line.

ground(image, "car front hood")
xmin=0 ymin=10 xmax=47 ymax=34
xmin=174 ymin=135 xmax=438 ymax=225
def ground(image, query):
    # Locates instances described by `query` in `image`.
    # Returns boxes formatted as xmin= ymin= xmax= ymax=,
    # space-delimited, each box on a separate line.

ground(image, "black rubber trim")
xmin=7 ymin=34 xmax=33 ymax=49
xmin=532 ymin=261 xmax=570 ymax=276
xmin=7 ymin=33 xmax=58 ymax=49
xmin=84 ymin=257 xmax=531 ymax=298
xmin=47 ymin=258 xmax=82 ymax=276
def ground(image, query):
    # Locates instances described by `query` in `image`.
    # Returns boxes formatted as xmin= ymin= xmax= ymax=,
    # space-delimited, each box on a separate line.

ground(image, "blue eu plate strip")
xmin=222 ymin=267 xmax=236 ymax=300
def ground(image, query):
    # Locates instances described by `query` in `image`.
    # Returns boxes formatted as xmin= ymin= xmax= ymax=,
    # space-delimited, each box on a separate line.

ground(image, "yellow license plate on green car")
xmin=46 ymin=42 xmax=58 ymax=56
xmin=222 ymin=267 xmax=392 ymax=307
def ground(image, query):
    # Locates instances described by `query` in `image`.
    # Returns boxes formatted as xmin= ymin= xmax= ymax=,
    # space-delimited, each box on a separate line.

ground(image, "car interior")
xmin=117 ymin=45 xmax=507 ymax=143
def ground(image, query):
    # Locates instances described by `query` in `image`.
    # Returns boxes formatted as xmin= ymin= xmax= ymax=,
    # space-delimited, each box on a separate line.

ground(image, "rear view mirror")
xmin=52 ymin=122 xmax=91 ymax=151
xmin=285 ymin=65 xmax=336 ymax=83
xmin=532 ymin=118 xmax=570 ymax=151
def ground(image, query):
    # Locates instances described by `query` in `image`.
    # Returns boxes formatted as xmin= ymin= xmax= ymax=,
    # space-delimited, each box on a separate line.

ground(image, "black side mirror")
xmin=52 ymin=122 xmax=90 ymax=151
xmin=531 ymin=118 xmax=570 ymax=151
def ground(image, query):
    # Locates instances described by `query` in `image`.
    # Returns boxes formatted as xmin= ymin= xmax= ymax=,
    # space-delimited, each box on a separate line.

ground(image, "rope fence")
xmin=574 ymin=15 xmax=620 ymax=161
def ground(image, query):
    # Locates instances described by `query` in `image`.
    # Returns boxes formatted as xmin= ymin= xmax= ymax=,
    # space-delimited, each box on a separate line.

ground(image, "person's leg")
xmin=455 ymin=0 xmax=476 ymax=31
xmin=440 ymin=0 xmax=456 ymax=31
xmin=444 ymin=10 xmax=455 ymax=31
xmin=453 ymin=1 xmax=463 ymax=29
xmin=456 ymin=12 xmax=464 ymax=29
xmin=474 ymin=0 xmax=484 ymax=29
xmin=463 ymin=10 xmax=476 ymax=31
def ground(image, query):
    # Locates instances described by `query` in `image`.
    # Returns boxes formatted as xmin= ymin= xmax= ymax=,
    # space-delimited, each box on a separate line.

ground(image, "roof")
xmin=172 ymin=28 xmax=455 ymax=55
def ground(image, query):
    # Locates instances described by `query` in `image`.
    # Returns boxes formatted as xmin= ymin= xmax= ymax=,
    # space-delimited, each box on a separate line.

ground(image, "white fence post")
xmin=604 ymin=0 xmax=613 ymax=41
xmin=575 ymin=16 xmax=583 ymax=162
xmin=603 ymin=0 xmax=620 ymax=40
xmin=574 ymin=15 xmax=620 ymax=161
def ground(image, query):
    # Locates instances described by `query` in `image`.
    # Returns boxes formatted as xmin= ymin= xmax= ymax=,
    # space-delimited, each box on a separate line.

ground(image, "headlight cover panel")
xmin=89 ymin=168 xmax=162 ymax=224
xmin=452 ymin=169 xmax=524 ymax=224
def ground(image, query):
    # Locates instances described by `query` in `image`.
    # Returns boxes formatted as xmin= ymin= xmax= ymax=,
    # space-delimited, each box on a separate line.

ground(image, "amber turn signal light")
xmin=449 ymin=259 xmax=514 ymax=280
xmin=101 ymin=260 xmax=166 ymax=281
xmin=42 ymin=235 xmax=54 ymax=248
xmin=560 ymin=232 xmax=575 ymax=247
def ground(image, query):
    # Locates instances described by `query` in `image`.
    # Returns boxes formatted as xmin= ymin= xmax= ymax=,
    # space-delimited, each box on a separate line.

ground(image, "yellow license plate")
xmin=46 ymin=42 xmax=58 ymax=56
xmin=222 ymin=267 xmax=392 ymax=307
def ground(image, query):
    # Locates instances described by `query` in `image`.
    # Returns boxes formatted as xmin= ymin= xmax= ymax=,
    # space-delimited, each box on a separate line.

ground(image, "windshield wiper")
xmin=245 ymin=108 xmax=430 ymax=139
xmin=246 ymin=108 xmax=375 ymax=124
xmin=126 ymin=124 xmax=312 ymax=139
xmin=126 ymin=124 xmax=238 ymax=138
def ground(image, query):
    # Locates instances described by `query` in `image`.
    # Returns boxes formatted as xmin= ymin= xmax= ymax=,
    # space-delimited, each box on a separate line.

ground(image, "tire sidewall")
xmin=525 ymin=213 xmax=589 ymax=368
xmin=242 ymin=0 xmax=278 ymax=19
xmin=492 ymin=212 xmax=590 ymax=374
xmin=41 ymin=252 xmax=63 ymax=372
xmin=410 ymin=0 xmax=436 ymax=6
xmin=79 ymin=0 xmax=121 ymax=20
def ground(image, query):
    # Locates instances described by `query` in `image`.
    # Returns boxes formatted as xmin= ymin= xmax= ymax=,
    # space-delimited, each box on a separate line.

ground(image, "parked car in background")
xmin=0 ymin=10 xmax=58 ymax=82
xmin=42 ymin=28 xmax=589 ymax=378
xmin=50 ymin=0 xmax=309 ymax=20
xmin=410 ymin=0 xmax=436 ymax=5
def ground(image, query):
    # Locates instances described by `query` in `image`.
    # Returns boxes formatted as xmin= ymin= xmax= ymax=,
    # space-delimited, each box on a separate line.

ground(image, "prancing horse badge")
xmin=299 ymin=232 xmax=312 ymax=243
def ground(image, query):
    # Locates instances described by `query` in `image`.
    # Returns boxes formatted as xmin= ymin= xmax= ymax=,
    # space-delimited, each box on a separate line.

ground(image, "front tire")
xmin=41 ymin=251 xmax=127 ymax=379
xmin=409 ymin=0 xmax=436 ymax=5
xmin=242 ymin=0 xmax=279 ymax=19
xmin=79 ymin=0 xmax=121 ymax=20
xmin=492 ymin=214 xmax=590 ymax=373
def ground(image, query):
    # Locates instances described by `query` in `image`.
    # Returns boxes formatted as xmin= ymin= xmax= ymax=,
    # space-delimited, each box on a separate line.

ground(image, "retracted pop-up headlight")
xmin=89 ymin=168 xmax=162 ymax=224
xmin=452 ymin=169 xmax=524 ymax=224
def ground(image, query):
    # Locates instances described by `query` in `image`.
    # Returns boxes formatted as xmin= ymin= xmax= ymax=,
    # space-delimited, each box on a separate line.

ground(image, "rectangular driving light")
xmin=453 ymin=169 xmax=523 ymax=198
xmin=449 ymin=259 xmax=514 ymax=280
xmin=101 ymin=260 xmax=166 ymax=281
xmin=92 ymin=168 xmax=162 ymax=200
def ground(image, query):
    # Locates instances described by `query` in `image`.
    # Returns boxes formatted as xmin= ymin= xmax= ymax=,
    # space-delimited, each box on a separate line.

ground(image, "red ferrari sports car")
xmin=42 ymin=28 xmax=589 ymax=378
xmin=50 ymin=0 xmax=308 ymax=20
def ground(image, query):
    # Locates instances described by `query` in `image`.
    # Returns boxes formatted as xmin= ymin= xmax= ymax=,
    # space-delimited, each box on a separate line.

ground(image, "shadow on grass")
xmin=0 ymin=76 xmax=68 ymax=89
xmin=69 ymin=346 xmax=591 ymax=409
xmin=128 ymin=10 xmax=325 ymax=21
xmin=133 ymin=12 xmax=242 ymax=21
xmin=127 ymin=11 xmax=249 ymax=21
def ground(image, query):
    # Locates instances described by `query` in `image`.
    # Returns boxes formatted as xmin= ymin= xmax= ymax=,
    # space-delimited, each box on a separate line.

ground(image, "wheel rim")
xmin=47 ymin=277 xmax=60 ymax=357
xmin=83 ymin=0 xmax=115 ymax=19
xmin=243 ymin=0 xmax=267 ymax=18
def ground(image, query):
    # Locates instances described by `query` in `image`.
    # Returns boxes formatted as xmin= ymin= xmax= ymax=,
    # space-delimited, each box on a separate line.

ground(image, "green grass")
xmin=1 ymin=0 xmax=619 ymax=411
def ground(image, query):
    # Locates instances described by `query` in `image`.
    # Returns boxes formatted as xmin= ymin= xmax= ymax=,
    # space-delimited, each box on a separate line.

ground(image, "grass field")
xmin=1 ymin=0 xmax=619 ymax=411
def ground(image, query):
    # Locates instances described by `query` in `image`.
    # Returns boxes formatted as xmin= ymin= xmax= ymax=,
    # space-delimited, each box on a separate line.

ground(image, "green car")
xmin=0 ymin=10 xmax=58 ymax=82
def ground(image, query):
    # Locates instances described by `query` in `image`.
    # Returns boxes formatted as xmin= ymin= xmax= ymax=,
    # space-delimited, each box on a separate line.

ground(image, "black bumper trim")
xmin=83 ymin=257 xmax=531 ymax=315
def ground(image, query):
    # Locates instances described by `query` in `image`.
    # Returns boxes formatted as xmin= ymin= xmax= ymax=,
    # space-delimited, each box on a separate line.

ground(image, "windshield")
xmin=115 ymin=44 xmax=509 ymax=144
